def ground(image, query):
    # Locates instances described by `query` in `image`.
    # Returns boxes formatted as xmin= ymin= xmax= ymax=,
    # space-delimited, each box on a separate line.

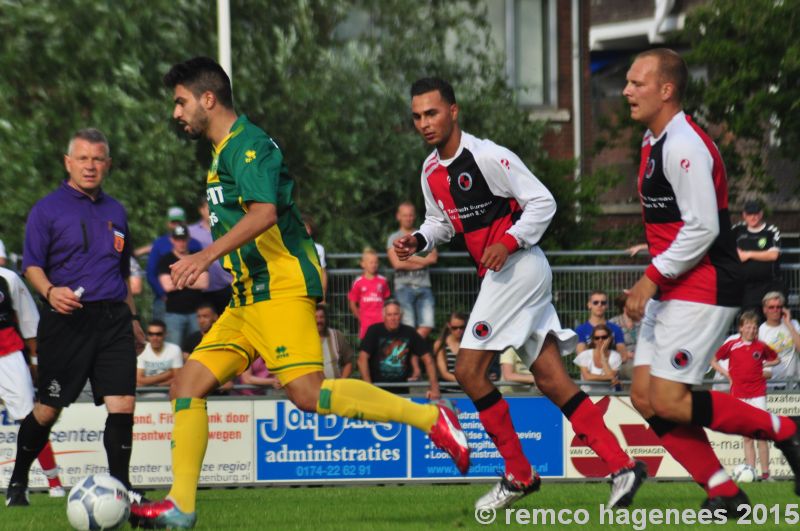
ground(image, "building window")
xmin=486 ymin=0 xmax=556 ymax=107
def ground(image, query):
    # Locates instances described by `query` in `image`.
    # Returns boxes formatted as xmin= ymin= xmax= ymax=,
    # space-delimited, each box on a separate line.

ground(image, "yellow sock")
xmin=317 ymin=379 xmax=439 ymax=433
xmin=167 ymin=398 xmax=208 ymax=513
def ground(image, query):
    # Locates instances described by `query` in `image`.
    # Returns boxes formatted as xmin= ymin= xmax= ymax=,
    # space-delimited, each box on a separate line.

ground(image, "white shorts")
xmin=0 ymin=350 xmax=35 ymax=420
xmin=634 ymin=299 xmax=738 ymax=385
xmin=460 ymin=246 xmax=577 ymax=367
xmin=740 ymin=395 xmax=767 ymax=411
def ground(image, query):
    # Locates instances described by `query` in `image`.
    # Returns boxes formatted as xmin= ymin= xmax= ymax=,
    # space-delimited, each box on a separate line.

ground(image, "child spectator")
xmin=348 ymin=247 xmax=390 ymax=339
xmin=433 ymin=312 xmax=467 ymax=388
xmin=711 ymin=311 xmax=780 ymax=481
xmin=573 ymin=324 xmax=623 ymax=393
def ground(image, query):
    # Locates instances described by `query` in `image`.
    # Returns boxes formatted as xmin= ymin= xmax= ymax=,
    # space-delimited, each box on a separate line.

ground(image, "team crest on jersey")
xmin=758 ymin=237 xmax=767 ymax=249
xmin=645 ymin=159 xmax=656 ymax=179
xmin=671 ymin=349 xmax=693 ymax=370
xmin=113 ymin=230 xmax=125 ymax=253
xmin=472 ymin=321 xmax=492 ymax=340
xmin=500 ymin=159 xmax=510 ymax=170
xmin=457 ymin=172 xmax=473 ymax=191
xmin=48 ymin=379 xmax=61 ymax=398
xmin=680 ymin=159 xmax=691 ymax=171
xmin=753 ymin=351 xmax=763 ymax=360
xmin=245 ymin=150 xmax=257 ymax=163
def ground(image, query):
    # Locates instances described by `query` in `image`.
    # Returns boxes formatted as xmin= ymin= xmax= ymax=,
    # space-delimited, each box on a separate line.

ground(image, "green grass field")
xmin=5 ymin=480 xmax=800 ymax=530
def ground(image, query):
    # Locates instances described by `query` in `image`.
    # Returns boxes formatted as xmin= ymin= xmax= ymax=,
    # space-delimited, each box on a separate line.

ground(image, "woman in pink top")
xmin=348 ymin=247 xmax=391 ymax=339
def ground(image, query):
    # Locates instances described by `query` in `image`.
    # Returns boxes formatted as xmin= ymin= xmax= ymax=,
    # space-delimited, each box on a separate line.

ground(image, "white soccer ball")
xmin=732 ymin=463 xmax=758 ymax=483
xmin=66 ymin=474 xmax=130 ymax=531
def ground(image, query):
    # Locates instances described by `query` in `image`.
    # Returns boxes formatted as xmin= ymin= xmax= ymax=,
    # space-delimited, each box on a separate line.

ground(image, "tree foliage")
xmin=682 ymin=0 xmax=800 ymax=193
xmin=0 ymin=0 xmax=595 ymax=256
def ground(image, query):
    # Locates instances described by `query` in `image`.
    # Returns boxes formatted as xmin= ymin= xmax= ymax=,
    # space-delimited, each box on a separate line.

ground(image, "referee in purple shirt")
xmin=5 ymin=128 xmax=147 ymax=507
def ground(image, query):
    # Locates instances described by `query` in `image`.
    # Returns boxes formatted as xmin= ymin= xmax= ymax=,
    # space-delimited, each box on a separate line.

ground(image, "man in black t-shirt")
xmin=732 ymin=200 xmax=783 ymax=316
xmin=158 ymin=224 xmax=209 ymax=347
xmin=358 ymin=300 xmax=439 ymax=397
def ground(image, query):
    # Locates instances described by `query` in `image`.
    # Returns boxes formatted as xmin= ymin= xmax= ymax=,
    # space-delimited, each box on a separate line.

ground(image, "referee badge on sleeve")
xmin=113 ymin=230 xmax=125 ymax=252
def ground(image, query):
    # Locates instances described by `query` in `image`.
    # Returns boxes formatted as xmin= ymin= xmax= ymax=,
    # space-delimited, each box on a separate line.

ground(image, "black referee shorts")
xmin=37 ymin=301 xmax=137 ymax=407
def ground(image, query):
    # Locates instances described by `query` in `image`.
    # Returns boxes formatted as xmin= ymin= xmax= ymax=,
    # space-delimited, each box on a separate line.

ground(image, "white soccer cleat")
xmin=49 ymin=485 xmax=66 ymax=497
xmin=475 ymin=470 xmax=541 ymax=510
xmin=608 ymin=460 xmax=648 ymax=508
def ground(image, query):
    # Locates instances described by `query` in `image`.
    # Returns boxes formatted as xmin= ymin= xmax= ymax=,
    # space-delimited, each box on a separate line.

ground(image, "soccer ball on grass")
xmin=66 ymin=474 xmax=130 ymax=530
xmin=732 ymin=463 xmax=758 ymax=483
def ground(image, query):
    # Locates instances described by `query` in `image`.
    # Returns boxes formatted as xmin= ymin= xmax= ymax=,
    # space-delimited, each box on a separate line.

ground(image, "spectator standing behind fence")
xmin=433 ymin=312 xmax=467 ymax=387
xmin=188 ymin=197 xmax=233 ymax=316
xmin=348 ymin=247 xmax=391 ymax=339
xmin=759 ymin=291 xmax=800 ymax=390
xmin=574 ymin=291 xmax=628 ymax=360
xmin=129 ymin=256 xmax=144 ymax=296
xmin=499 ymin=347 xmax=535 ymax=394
xmin=143 ymin=207 xmax=203 ymax=321
xmin=316 ymin=303 xmax=353 ymax=379
xmin=358 ymin=301 xmax=439 ymax=397
xmin=304 ymin=215 xmax=328 ymax=302
xmin=386 ymin=201 xmax=438 ymax=339
xmin=733 ymin=200 xmax=783 ymax=317
xmin=158 ymin=224 xmax=209 ymax=347
xmin=711 ymin=311 xmax=779 ymax=481
xmin=609 ymin=292 xmax=639 ymax=381
xmin=573 ymin=324 xmax=622 ymax=393
xmin=137 ymin=320 xmax=183 ymax=395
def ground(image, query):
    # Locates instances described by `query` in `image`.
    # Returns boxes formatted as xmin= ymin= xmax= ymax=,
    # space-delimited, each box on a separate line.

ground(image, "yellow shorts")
xmin=189 ymin=297 xmax=322 ymax=386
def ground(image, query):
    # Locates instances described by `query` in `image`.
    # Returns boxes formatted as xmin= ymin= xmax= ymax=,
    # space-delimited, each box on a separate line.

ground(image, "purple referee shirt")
xmin=23 ymin=181 xmax=131 ymax=302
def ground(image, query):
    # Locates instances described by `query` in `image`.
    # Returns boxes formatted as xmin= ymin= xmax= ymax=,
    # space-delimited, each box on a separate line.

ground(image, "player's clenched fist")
xmin=393 ymin=234 xmax=418 ymax=261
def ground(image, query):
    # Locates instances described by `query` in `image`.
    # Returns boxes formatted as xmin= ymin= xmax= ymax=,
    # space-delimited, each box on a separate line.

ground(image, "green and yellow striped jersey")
xmin=206 ymin=115 xmax=322 ymax=307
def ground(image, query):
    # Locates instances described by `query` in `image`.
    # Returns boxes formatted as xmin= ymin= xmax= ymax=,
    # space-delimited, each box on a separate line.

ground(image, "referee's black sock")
xmin=9 ymin=413 xmax=52 ymax=486
xmin=104 ymin=413 xmax=134 ymax=489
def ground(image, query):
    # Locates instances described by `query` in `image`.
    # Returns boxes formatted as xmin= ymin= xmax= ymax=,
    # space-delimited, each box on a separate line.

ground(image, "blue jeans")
xmin=394 ymin=285 xmax=435 ymax=329
xmin=163 ymin=312 xmax=200 ymax=348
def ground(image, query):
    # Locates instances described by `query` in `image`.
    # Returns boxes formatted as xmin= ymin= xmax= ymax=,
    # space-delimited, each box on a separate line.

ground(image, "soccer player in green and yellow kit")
xmin=130 ymin=57 xmax=470 ymax=529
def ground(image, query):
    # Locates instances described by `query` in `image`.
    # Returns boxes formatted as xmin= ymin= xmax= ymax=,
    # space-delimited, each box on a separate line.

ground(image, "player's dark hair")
xmin=739 ymin=311 xmax=760 ymax=327
xmin=164 ymin=56 xmax=233 ymax=109
xmin=636 ymin=48 xmax=688 ymax=102
xmin=410 ymin=77 xmax=456 ymax=105
xmin=67 ymin=128 xmax=110 ymax=157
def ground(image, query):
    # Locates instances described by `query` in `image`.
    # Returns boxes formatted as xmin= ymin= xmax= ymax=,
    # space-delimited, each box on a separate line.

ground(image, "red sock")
xmin=567 ymin=397 xmax=632 ymax=473
xmin=706 ymin=391 xmax=796 ymax=441
xmin=657 ymin=423 xmax=737 ymax=497
xmin=478 ymin=399 xmax=532 ymax=483
xmin=37 ymin=442 xmax=63 ymax=488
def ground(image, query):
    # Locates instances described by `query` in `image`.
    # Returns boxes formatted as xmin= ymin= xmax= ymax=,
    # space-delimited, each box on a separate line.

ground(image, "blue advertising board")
xmin=410 ymin=397 xmax=563 ymax=478
xmin=255 ymin=400 xmax=407 ymax=481
xmin=253 ymin=397 xmax=564 ymax=482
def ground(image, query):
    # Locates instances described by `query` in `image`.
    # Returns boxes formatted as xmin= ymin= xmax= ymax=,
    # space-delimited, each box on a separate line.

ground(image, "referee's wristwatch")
xmin=131 ymin=314 xmax=141 ymax=322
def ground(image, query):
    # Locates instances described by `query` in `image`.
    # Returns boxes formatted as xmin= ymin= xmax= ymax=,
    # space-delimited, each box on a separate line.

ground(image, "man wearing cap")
xmin=144 ymin=206 xmax=202 ymax=321
xmin=157 ymin=224 xmax=209 ymax=347
xmin=732 ymin=200 xmax=783 ymax=316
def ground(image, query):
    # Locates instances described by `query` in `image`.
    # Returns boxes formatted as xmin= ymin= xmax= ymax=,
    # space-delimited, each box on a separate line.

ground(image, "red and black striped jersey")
xmin=638 ymin=112 xmax=742 ymax=306
xmin=416 ymin=132 xmax=555 ymax=277
xmin=0 ymin=266 xmax=38 ymax=357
